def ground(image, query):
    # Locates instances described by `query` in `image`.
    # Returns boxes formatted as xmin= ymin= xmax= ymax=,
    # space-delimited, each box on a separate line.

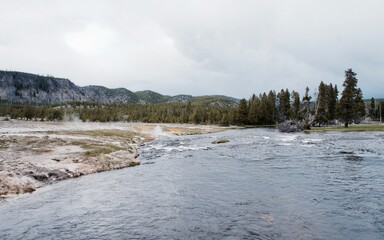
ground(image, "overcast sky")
xmin=1 ymin=0 xmax=383 ymax=99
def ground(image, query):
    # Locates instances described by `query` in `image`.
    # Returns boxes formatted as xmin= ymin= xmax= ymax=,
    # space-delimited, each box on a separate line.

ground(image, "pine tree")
xmin=301 ymin=87 xmax=312 ymax=121
xmin=277 ymin=89 xmax=291 ymax=122
xmin=354 ymin=88 xmax=366 ymax=123
xmin=261 ymin=93 xmax=270 ymax=124
xmin=338 ymin=69 xmax=365 ymax=127
xmin=248 ymin=94 xmax=258 ymax=125
xmin=314 ymin=81 xmax=327 ymax=126
xmin=326 ymin=83 xmax=338 ymax=121
xmin=369 ymin=97 xmax=376 ymax=119
xmin=237 ymin=98 xmax=249 ymax=125
xmin=266 ymin=90 xmax=277 ymax=124
xmin=291 ymin=91 xmax=301 ymax=120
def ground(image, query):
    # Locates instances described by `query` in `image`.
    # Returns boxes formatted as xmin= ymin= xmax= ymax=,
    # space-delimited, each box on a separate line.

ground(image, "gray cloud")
xmin=1 ymin=0 xmax=383 ymax=98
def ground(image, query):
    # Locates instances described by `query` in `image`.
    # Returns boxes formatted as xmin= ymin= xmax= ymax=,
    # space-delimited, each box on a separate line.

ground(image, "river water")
xmin=1 ymin=128 xmax=384 ymax=239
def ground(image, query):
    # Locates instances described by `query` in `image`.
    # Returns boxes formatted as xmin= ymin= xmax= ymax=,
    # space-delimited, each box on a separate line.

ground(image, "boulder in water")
xmin=212 ymin=138 xmax=230 ymax=144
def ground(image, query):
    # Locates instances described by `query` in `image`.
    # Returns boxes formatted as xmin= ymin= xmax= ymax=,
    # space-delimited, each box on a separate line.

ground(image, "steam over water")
xmin=1 ymin=129 xmax=384 ymax=239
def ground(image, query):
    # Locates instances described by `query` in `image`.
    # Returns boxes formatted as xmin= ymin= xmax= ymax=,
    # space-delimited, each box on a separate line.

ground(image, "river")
xmin=0 ymin=128 xmax=383 ymax=239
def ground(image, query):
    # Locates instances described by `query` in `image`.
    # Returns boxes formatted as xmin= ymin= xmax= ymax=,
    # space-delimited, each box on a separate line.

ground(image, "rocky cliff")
xmin=0 ymin=71 xmax=139 ymax=104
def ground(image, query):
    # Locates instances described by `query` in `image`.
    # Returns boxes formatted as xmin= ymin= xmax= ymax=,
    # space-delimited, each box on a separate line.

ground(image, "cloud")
xmin=0 ymin=0 xmax=383 ymax=98
xmin=64 ymin=24 xmax=115 ymax=55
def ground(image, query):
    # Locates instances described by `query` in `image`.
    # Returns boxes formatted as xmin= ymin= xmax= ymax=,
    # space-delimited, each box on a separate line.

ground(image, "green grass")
xmin=41 ymin=129 xmax=137 ymax=157
xmin=72 ymin=142 xmax=125 ymax=157
xmin=305 ymin=124 xmax=384 ymax=133
xmin=129 ymin=161 xmax=140 ymax=167
xmin=68 ymin=129 xmax=136 ymax=138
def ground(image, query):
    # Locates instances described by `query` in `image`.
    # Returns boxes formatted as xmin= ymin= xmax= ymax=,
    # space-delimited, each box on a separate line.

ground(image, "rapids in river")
xmin=1 ymin=128 xmax=383 ymax=239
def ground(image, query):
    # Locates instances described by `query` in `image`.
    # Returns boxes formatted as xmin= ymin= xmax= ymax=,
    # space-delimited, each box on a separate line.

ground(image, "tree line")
xmin=0 ymin=69 xmax=382 ymax=127
xmin=234 ymin=69 xmax=382 ymax=127
xmin=0 ymin=101 xmax=236 ymax=125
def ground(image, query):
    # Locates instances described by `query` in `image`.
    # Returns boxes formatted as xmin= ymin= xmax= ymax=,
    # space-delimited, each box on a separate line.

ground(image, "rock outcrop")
xmin=0 ymin=71 xmax=138 ymax=104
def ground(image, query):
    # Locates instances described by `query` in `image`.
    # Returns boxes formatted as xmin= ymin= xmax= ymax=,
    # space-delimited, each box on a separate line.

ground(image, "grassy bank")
xmin=305 ymin=123 xmax=384 ymax=133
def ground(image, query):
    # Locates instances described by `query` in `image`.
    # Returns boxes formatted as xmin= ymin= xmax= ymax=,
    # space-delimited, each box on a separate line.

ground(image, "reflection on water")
xmin=0 ymin=129 xmax=383 ymax=239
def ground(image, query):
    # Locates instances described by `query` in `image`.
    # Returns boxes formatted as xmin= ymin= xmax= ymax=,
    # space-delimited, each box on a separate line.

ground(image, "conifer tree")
xmin=257 ymin=93 xmax=269 ymax=125
xmin=326 ymin=83 xmax=338 ymax=121
xmin=267 ymin=90 xmax=277 ymax=124
xmin=369 ymin=97 xmax=376 ymax=119
xmin=277 ymin=89 xmax=291 ymax=122
xmin=354 ymin=88 xmax=366 ymax=123
xmin=291 ymin=91 xmax=301 ymax=120
xmin=248 ymin=94 xmax=258 ymax=125
xmin=314 ymin=81 xmax=327 ymax=126
xmin=301 ymin=87 xmax=312 ymax=121
xmin=237 ymin=98 xmax=249 ymax=125
xmin=339 ymin=69 xmax=365 ymax=127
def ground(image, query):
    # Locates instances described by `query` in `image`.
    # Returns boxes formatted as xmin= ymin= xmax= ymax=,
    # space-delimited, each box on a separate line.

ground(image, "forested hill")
xmin=0 ymin=70 xmax=238 ymax=106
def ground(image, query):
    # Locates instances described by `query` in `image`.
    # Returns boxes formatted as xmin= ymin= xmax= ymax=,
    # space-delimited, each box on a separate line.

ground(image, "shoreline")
xmin=0 ymin=120 xmax=231 ymax=198
xmin=304 ymin=123 xmax=384 ymax=133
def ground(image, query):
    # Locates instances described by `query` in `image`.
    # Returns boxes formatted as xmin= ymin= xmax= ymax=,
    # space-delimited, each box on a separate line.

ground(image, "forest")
xmin=0 ymin=69 xmax=383 ymax=127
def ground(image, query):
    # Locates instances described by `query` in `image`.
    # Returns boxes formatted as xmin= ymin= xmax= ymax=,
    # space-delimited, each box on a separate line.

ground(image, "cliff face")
xmin=0 ymin=71 xmax=138 ymax=104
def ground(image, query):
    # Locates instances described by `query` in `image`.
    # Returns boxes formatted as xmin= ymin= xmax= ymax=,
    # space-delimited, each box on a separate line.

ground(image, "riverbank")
xmin=304 ymin=123 xmax=384 ymax=133
xmin=0 ymin=120 xmax=230 ymax=197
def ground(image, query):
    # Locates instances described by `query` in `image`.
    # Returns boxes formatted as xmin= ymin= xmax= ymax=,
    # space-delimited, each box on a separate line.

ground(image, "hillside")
xmin=0 ymin=70 xmax=238 ymax=106
xmin=135 ymin=90 xmax=170 ymax=104
xmin=191 ymin=95 xmax=239 ymax=107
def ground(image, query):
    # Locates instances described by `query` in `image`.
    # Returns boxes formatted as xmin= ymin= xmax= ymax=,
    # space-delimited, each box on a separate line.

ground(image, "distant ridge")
xmin=0 ymin=70 xmax=238 ymax=106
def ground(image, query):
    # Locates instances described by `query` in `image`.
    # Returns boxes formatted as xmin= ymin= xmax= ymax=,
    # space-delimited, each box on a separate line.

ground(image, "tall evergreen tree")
xmin=277 ymin=89 xmax=291 ymax=122
xmin=291 ymin=91 xmax=301 ymax=120
xmin=314 ymin=81 xmax=327 ymax=126
xmin=338 ymin=69 xmax=365 ymax=127
xmin=257 ymin=93 xmax=269 ymax=125
xmin=313 ymin=82 xmax=338 ymax=125
xmin=326 ymin=83 xmax=338 ymax=121
xmin=354 ymin=88 xmax=366 ymax=123
xmin=267 ymin=90 xmax=277 ymax=124
xmin=301 ymin=87 xmax=312 ymax=121
xmin=369 ymin=97 xmax=376 ymax=119
xmin=237 ymin=98 xmax=249 ymax=125
xmin=248 ymin=94 xmax=258 ymax=125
